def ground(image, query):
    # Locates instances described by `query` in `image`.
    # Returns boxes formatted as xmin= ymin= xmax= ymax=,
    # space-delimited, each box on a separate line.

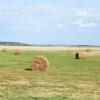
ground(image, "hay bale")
xmin=2 ymin=48 xmax=7 ymax=52
xmin=31 ymin=56 xmax=49 ymax=71
xmin=85 ymin=48 xmax=92 ymax=52
xmin=75 ymin=52 xmax=85 ymax=59
xmin=14 ymin=49 xmax=21 ymax=55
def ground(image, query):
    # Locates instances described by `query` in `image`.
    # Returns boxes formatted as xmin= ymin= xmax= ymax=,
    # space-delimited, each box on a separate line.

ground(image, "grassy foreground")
xmin=0 ymin=51 xmax=100 ymax=100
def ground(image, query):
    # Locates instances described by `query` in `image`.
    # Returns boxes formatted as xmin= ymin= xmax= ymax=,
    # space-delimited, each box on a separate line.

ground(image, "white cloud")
xmin=0 ymin=3 xmax=50 ymax=32
xmin=79 ymin=22 xmax=96 ymax=27
xmin=73 ymin=19 xmax=96 ymax=28
xmin=0 ymin=3 xmax=65 ymax=13
xmin=76 ymin=11 xmax=88 ymax=17
xmin=73 ymin=19 xmax=84 ymax=25
xmin=0 ymin=2 xmax=98 ymax=32
xmin=57 ymin=24 xmax=64 ymax=28
xmin=8 ymin=18 xmax=43 ymax=32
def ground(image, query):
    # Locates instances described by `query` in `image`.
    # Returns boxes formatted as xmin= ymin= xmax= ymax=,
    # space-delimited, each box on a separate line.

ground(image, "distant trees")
xmin=0 ymin=42 xmax=31 ymax=46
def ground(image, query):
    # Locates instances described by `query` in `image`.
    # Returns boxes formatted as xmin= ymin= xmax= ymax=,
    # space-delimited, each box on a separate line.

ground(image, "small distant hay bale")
xmin=85 ymin=48 xmax=92 ymax=52
xmin=2 ymin=48 xmax=7 ymax=52
xmin=31 ymin=56 xmax=49 ymax=71
xmin=75 ymin=52 xmax=85 ymax=59
xmin=14 ymin=49 xmax=21 ymax=55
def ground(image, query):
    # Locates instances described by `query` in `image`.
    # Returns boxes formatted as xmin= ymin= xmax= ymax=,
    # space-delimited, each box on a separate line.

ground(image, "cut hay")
xmin=2 ymin=48 xmax=7 ymax=52
xmin=75 ymin=52 xmax=85 ymax=59
xmin=14 ymin=49 xmax=21 ymax=55
xmin=30 ymin=56 xmax=49 ymax=71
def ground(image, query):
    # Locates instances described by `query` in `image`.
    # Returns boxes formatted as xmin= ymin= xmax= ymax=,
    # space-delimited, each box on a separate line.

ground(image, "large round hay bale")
xmin=85 ymin=48 xmax=92 ymax=52
xmin=14 ymin=49 xmax=21 ymax=55
xmin=75 ymin=52 xmax=85 ymax=59
xmin=31 ymin=56 xmax=49 ymax=71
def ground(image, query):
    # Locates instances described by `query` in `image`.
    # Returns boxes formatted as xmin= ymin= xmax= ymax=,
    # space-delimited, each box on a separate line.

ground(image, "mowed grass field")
xmin=0 ymin=49 xmax=100 ymax=100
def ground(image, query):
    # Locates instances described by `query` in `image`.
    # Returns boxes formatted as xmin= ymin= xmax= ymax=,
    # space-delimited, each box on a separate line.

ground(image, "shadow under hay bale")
xmin=30 ymin=56 xmax=49 ymax=71
xmin=14 ymin=49 xmax=21 ymax=55
xmin=75 ymin=52 xmax=85 ymax=59
xmin=75 ymin=52 xmax=79 ymax=59
xmin=25 ymin=68 xmax=32 ymax=71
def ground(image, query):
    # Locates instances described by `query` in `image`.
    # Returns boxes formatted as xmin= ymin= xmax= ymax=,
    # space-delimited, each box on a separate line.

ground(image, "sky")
xmin=0 ymin=0 xmax=100 ymax=45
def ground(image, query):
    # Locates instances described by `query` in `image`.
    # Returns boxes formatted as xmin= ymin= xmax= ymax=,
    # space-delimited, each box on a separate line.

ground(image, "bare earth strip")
xmin=0 ymin=46 xmax=100 ymax=51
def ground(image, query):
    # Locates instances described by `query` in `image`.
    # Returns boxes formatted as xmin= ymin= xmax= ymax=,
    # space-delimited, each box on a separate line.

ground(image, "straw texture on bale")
xmin=75 ymin=52 xmax=85 ymax=59
xmin=85 ymin=49 xmax=92 ymax=52
xmin=14 ymin=49 xmax=21 ymax=55
xmin=31 ymin=56 xmax=49 ymax=71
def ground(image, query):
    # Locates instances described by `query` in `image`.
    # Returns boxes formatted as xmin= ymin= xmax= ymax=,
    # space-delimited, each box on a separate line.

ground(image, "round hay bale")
xmin=75 ymin=52 xmax=85 ymax=59
xmin=14 ymin=49 xmax=21 ymax=55
xmin=31 ymin=56 xmax=49 ymax=71
xmin=85 ymin=48 xmax=92 ymax=52
xmin=2 ymin=48 xmax=7 ymax=52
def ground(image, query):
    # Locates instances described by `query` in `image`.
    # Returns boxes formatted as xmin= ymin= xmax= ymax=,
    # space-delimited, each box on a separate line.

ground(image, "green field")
xmin=0 ymin=51 xmax=100 ymax=100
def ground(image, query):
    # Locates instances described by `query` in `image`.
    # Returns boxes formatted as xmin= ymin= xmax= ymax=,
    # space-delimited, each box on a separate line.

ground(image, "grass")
xmin=0 ymin=51 xmax=100 ymax=100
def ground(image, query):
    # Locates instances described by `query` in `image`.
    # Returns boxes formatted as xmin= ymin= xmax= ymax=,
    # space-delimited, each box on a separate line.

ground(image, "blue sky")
xmin=0 ymin=0 xmax=100 ymax=45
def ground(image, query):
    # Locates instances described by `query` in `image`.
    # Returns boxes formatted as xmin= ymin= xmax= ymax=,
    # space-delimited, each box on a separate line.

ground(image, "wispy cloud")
xmin=73 ymin=19 xmax=96 ymax=28
xmin=0 ymin=0 xmax=100 ymax=45
xmin=76 ymin=10 xmax=88 ymax=17
xmin=0 ymin=3 xmax=67 ymax=32
xmin=57 ymin=23 xmax=64 ymax=28
xmin=0 ymin=2 xmax=99 ymax=33
xmin=0 ymin=3 xmax=66 ymax=13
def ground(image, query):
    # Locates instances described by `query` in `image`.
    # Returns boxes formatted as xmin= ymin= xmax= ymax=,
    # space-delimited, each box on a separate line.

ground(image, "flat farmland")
xmin=0 ymin=46 xmax=100 ymax=100
xmin=0 ymin=46 xmax=100 ymax=51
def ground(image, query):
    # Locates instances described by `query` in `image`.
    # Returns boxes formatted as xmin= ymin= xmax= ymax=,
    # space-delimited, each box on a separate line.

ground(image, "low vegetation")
xmin=0 ymin=50 xmax=100 ymax=100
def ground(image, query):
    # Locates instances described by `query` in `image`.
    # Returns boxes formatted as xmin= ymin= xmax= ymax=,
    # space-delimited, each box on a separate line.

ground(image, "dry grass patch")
xmin=7 ymin=80 xmax=31 ymax=86
xmin=86 ymin=51 xmax=100 ymax=56
xmin=76 ymin=81 xmax=99 ymax=92
xmin=1 ymin=48 xmax=7 ymax=52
